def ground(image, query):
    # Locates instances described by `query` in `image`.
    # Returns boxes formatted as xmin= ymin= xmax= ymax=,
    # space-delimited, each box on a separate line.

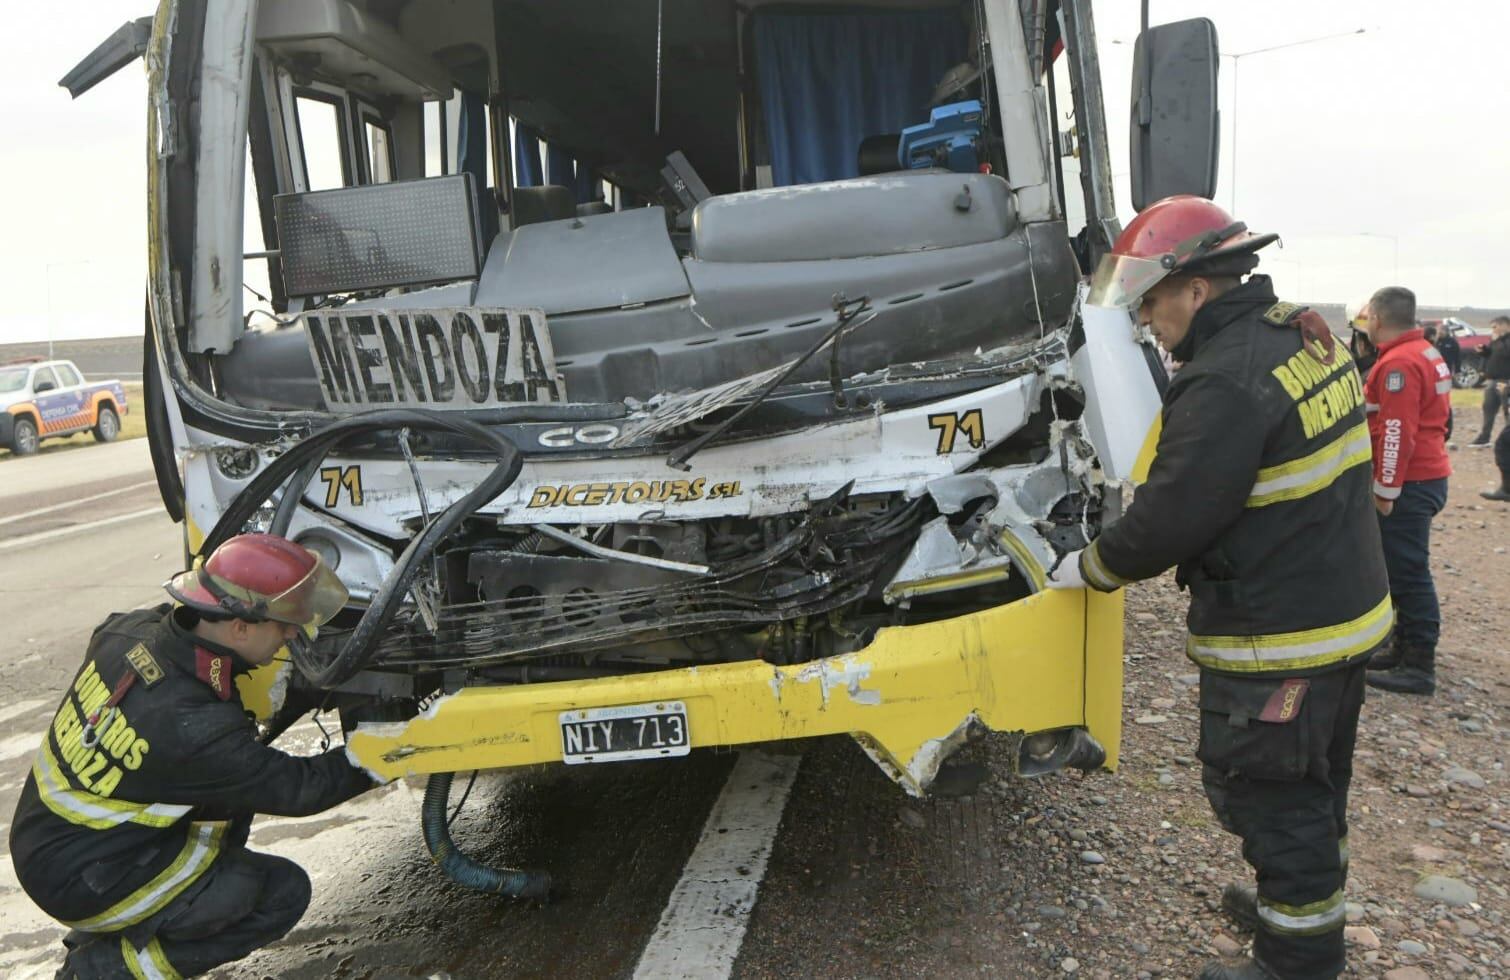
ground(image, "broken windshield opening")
xmin=180 ymin=0 xmax=1078 ymax=422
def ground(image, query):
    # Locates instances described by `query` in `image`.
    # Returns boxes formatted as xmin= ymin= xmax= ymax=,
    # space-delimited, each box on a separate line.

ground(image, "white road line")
xmin=0 ymin=507 xmax=163 ymax=553
xmin=632 ymin=751 xmax=801 ymax=980
xmin=0 ymin=480 xmax=158 ymax=526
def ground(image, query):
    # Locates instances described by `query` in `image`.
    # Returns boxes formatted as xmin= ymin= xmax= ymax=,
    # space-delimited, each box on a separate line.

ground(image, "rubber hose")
xmin=198 ymin=409 xmax=523 ymax=687
xmin=422 ymin=772 xmax=553 ymax=899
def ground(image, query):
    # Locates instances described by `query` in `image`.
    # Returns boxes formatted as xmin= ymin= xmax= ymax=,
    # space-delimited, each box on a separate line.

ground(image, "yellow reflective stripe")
xmin=32 ymin=737 xmax=190 ymax=830
xmin=1247 ymin=423 xmax=1372 ymax=507
xmin=1338 ymin=834 xmax=1350 ymax=869
xmin=122 ymin=936 xmax=147 ymax=980
xmin=1080 ymin=539 xmax=1129 ymax=592
xmin=63 ymin=822 xmax=226 ymax=932
xmin=1257 ymin=889 xmax=1345 ymax=936
xmin=142 ymin=938 xmax=181 ymax=980
xmin=1187 ymin=595 xmax=1393 ymax=673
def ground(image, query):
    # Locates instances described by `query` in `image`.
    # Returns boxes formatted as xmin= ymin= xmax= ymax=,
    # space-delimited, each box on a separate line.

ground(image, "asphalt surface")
xmin=0 ymin=437 xmax=1045 ymax=979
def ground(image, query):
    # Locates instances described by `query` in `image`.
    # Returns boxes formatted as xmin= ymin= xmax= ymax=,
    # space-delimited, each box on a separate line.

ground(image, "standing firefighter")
xmin=1049 ymin=196 xmax=1391 ymax=980
xmin=9 ymin=534 xmax=378 ymax=979
xmin=1357 ymin=287 xmax=1453 ymax=696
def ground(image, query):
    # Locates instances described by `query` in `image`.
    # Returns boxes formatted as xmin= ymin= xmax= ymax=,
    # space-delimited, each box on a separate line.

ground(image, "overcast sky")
xmin=1 ymin=1 xmax=1505 ymax=344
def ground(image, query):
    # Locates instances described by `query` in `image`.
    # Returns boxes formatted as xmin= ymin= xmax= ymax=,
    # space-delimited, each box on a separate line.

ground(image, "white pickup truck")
xmin=0 ymin=358 xmax=129 ymax=456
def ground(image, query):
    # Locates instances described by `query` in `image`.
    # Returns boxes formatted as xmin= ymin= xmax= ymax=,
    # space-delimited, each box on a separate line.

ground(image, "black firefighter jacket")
xmin=8 ymin=605 xmax=374 ymax=931
xmin=1077 ymin=276 xmax=1392 ymax=676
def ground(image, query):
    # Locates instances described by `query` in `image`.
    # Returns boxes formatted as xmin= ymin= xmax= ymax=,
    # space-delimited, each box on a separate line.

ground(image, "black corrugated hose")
xmin=202 ymin=408 xmax=557 ymax=898
xmin=423 ymin=771 xmax=553 ymax=900
xmin=199 ymin=408 xmax=522 ymax=687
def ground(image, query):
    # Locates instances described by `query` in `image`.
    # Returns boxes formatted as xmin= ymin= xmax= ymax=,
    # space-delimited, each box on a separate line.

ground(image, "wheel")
xmin=1453 ymin=362 xmax=1483 ymax=389
xmin=93 ymin=405 xmax=121 ymax=443
xmin=10 ymin=417 xmax=39 ymax=456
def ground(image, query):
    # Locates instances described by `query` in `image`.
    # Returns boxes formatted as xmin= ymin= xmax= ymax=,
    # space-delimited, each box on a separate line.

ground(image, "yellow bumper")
xmin=346 ymin=588 xmax=1123 ymax=794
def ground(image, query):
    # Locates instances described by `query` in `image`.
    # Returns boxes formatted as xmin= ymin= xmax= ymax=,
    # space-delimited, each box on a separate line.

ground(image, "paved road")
xmin=0 ymin=438 xmax=1029 ymax=979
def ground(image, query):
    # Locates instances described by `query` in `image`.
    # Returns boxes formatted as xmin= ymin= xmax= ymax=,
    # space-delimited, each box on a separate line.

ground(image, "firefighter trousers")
xmin=61 ymin=847 xmax=310 ymax=979
xmin=1198 ymin=662 xmax=1367 ymax=980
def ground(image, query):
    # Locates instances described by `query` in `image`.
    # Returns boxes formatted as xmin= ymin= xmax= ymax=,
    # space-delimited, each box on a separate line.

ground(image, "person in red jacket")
xmin=1359 ymin=286 xmax=1453 ymax=695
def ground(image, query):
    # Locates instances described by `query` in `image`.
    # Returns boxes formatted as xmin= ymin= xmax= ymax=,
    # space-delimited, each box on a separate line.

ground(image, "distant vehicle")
xmin=0 ymin=359 xmax=129 ymax=456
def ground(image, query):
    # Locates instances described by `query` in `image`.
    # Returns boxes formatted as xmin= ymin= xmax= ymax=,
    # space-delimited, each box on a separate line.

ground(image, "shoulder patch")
xmin=1262 ymin=301 xmax=1304 ymax=325
xmin=1385 ymin=369 xmax=1406 ymax=393
xmin=195 ymin=647 xmax=234 ymax=701
xmin=124 ymin=643 xmax=164 ymax=687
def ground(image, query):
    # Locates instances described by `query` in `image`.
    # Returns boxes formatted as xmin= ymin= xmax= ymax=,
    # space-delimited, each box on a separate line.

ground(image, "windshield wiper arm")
xmin=666 ymin=294 xmax=873 ymax=471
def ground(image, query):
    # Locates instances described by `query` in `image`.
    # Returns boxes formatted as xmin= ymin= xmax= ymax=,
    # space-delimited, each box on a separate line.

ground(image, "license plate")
xmin=559 ymin=701 xmax=690 ymax=764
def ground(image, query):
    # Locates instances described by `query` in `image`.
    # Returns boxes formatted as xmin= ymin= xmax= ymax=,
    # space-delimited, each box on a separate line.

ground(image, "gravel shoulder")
xmin=738 ymin=401 xmax=1510 ymax=980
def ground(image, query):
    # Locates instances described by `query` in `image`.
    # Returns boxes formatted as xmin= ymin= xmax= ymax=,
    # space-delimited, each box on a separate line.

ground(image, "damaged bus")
xmin=66 ymin=0 xmax=1218 ymax=895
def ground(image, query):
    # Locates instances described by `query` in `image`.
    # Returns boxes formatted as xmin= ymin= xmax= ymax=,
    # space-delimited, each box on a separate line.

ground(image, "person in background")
xmin=1421 ymin=326 xmax=1456 ymax=442
xmin=1481 ymin=425 xmax=1510 ymax=501
xmin=1358 ymin=287 xmax=1453 ymax=697
xmin=1430 ymin=323 xmax=1462 ymax=381
xmin=1347 ymin=300 xmax=1378 ymax=379
xmin=1469 ymin=316 xmax=1510 ymax=447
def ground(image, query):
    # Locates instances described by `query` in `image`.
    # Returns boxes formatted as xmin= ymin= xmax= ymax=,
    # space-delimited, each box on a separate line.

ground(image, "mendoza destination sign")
xmin=302 ymin=308 xmax=565 ymax=410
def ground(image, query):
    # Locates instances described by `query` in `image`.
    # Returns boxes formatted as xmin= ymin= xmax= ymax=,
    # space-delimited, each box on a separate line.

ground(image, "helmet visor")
xmin=1086 ymin=253 xmax=1171 ymax=309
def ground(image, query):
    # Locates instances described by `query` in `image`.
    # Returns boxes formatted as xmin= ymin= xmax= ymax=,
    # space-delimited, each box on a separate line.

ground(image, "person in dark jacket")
xmin=9 ymin=534 xmax=377 ymax=979
xmin=1469 ymin=317 xmax=1510 ymax=446
xmin=1428 ymin=323 xmax=1462 ymax=379
xmin=1049 ymin=196 xmax=1391 ymax=980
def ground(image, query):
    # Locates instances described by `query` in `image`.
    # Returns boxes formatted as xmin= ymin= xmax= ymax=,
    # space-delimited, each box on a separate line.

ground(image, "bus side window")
xmin=295 ymin=95 xmax=348 ymax=190
xmin=365 ymin=120 xmax=395 ymax=183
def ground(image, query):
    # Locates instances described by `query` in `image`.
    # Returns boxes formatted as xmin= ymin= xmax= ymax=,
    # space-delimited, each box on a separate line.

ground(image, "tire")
xmin=11 ymin=417 xmax=39 ymax=456
xmin=93 ymin=405 xmax=121 ymax=443
xmin=1454 ymin=362 xmax=1484 ymax=389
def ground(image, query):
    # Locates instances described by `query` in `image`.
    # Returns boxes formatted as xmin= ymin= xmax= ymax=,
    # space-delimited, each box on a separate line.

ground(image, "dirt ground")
xmin=738 ymin=399 xmax=1509 ymax=980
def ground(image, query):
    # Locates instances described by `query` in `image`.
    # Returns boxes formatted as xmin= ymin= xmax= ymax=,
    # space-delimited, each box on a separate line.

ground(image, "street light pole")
xmin=1223 ymin=28 xmax=1365 ymax=215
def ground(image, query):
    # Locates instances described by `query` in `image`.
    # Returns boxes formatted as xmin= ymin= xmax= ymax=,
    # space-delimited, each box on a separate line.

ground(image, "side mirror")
xmin=34 ymin=381 xmax=56 ymax=393
xmin=1129 ymin=18 xmax=1220 ymax=211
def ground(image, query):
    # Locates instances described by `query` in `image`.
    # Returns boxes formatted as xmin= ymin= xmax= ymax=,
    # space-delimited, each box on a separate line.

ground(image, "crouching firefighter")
xmin=8 ymin=534 xmax=379 ymax=979
xmin=1048 ymin=196 xmax=1392 ymax=980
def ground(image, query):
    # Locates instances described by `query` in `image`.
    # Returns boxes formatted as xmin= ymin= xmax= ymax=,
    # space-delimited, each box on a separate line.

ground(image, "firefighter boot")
xmin=1367 ymin=645 xmax=1436 ymax=696
xmin=1365 ymin=636 xmax=1403 ymax=672
xmin=1480 ymin=482 xmax=1510 ymax=502
xmin=1195 ymin=956 xmax=1278 ymax=979
xmin=1220 ymin=882 xmax=1259 ymax=931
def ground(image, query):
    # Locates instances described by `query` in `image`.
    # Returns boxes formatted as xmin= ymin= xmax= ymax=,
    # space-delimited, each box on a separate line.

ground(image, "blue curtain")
xmin=574 ymin=166 xmax=603 ymax=204
xmin=753 ymin=10 xmax=967 ymax=187
xmin=513 ymin=126 xmax=543 ymax=187
xmin=546 ymin=144 xmax=576 ymax=189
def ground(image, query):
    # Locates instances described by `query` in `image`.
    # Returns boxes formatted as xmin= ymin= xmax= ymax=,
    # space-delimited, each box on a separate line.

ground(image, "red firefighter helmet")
xmin=166 ymin=534 xmax=348 ymax=627
xmin=1087 ymin=195 xmax=1278 ymax=309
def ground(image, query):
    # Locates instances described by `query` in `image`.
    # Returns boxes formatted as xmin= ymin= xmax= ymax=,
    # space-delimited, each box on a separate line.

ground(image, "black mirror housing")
xmin=1130 ymin=18 xmax=1220 ymax=212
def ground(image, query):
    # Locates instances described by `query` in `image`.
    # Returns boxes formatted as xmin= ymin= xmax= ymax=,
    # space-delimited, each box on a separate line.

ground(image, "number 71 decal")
xmin=319 ymin=465 xmax=364 ymax=507
xmin=928 ymin=409 xmax=986 ymax=454
xmin=924 ymin=407 xmax=984 ymax=456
